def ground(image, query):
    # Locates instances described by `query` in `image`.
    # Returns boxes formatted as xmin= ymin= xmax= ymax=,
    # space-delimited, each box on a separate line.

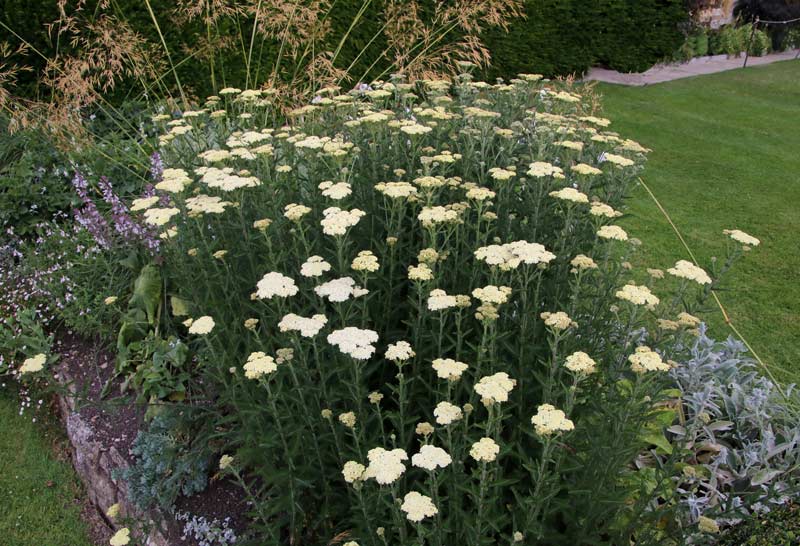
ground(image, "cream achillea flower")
xmin=109 ymin=527 xmax=131 ymax=546
xmin=219 ymin=454 xmax=234 ymax=470
xmin=130 ymin=196 xmax=159 ymax=211
xmin=374 ymin=181 xmax=417 ymax=199
xmin=315 ymin=277 xmax=367 ymax=302
xmin=327 ymin=327 xmax=379 ymax=359
xmin=724 ymin=229 xmax=760 ymax=247
xmin=470 ymin=437 xmax=500 ymax=462
xmin=540 ymin=311 xmax=576 ymax=331
xmin=434 ymin=401 xmax=463 ymax=425
xmin=427 ymin=289 xmax=459 ymax=311
xmin=156 ymin=168 xmax=192 ymax=193
xmin=401 ymin=491 xmax=438 ymax=522
xmin=363 ymin=447 xmax=408 ymax=484
xmin=616 ymin=283 xmax=660 ymax=308
xmin=408 ymin=263 xmax=434 ymax=282
xmin=597 ymin=225 xmax=629 ymax=241
xmin=602 ymin=153 xmax=635 ymax=167
xmin=432 ymin=358 xmax=468 ymax=381
xmin=488 ymin=167 xmax=516 ymax=181
xmin=300 ymin=255 xmax=332 ymax=278
xmin=474 ymin=372 xmax=516 ymax=404
xmin=412 ymin=445 xmax=452 ymax=471
xmin=677 ymin=312 xmax=701 ymax=327
xmin=589 ymin=202 xmax=623 ymax=218
xmin=564 ymin=351 xmax=597 ymax=374
xmin=256 ymin=272 xmax=299 ymax=299
xmin=339 ymin=411 xmax=357 ymax=428
xmin=667 ymin=260 xmax=712 ymax=285
xmin=628 ymin=346 xmax=670 ymax=373
xmin=278 ymin=313 xmax=328 ymax=337
xmin=351 ymin=250 xmax=380 ymax=272
xmin=527 ymin=161 xmax=565 ymax=179
xmin=620 ymin=139 xmax=651 ymax=153
xmin=571 ymin=254 xmax=597 ymax=271
xmin=318 ymin=181 xmax=352 ymax=200
xmin=474 ymin=241 xmax=555 ymax=270
xmin=416 ymin=422 xmax=435 ymax=436
xmin=531 ymin=404 xmax=575 ymax=436
xmin=186 ymin=195 xmax=232 ymax=215
xmin=104 ymin=296 xmax=118 ymax=305
xmin=465 ymin=186 xmax=496 ymax=201
xmin=342 ymin=461 xmax=366 ymax=483
xmin=472 ymin=285 xmax=512 ymax=305
xmin=549 ymin=187 xmax=589 ymax=204
xmin=321 ymin=207 xmax=366 ymax=236
xmin=198 ymin=149 xmax=232 ymax=163
xmin=418 ymin=206 xmax=460 ymax=227
xmin=571 ymin=163 xmax=603 ymax=176
xmin=106 ymin=503 xmax=121 ymax=519
xmin=558 ymin=140 xmax=583 ymax=151
xmin=244 ymin=352 xmax=278 ymax=379
xmin=400 ymin=123 xmax=433 ymax=135
xmin=283 ymin=203 xmax=312 ymax=221
xmin=188 ymin=316 xmax=215 ymax=335
xmin=413 ymin=176 xmax=448 ymax=189
xmin=417 ymin=248 xmax=439 ymax=264
xmin=579 ymin=115 xmax=611 ymax=127
xmin=19 ymin=353 xmax=46 ymax=374
xmin=385 ymin=341 xmax=415 ymax=362
xmin=143 ymin=207 xmax=180 ymax=226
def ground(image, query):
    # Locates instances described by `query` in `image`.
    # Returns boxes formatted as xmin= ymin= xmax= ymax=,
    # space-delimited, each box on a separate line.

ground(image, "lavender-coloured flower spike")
xmin=72 ymin=171 xmax=112 ymax=248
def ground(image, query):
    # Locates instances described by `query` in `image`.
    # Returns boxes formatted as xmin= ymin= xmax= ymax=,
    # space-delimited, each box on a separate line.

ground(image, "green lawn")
xmin=0 ymin=393 xmax=93 ymax=546
xmin=595 ymin=60 xmax=800 ymax=382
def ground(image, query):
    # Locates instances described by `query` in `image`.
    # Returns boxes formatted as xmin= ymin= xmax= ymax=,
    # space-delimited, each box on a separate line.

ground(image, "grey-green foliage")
xmin=669 ymin=326 xmax=800 ymax=534
xmin=119 ymin=408 xmax=212 ymax=512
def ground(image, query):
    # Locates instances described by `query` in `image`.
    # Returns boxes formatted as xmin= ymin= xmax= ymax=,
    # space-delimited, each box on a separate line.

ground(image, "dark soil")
xmin=54 ymin=333 xmax=251 ymax=545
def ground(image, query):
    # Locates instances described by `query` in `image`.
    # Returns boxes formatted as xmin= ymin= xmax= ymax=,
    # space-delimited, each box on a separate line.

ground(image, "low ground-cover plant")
xmin=82 ymin=72 xmax=787 ymax=545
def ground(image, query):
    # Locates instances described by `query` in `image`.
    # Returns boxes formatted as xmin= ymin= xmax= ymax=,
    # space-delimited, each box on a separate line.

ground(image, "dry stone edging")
xmin=55 ymin=367 xmax=174 ymax=546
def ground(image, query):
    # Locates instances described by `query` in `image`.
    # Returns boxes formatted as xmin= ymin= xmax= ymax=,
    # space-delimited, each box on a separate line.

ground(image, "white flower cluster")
xmin=385 ymin=341 xmax=415 ymax=362
xmin=628 ymin=346 xmax=670 ymax=373
xmin=327 ymin=327 xmax=379 ymax=359
xmin=278 ymin=313 xmax=328 ymax=337
xmin=667 ymin=260 xmax=712 ymax=285
xmin=363 ymin=447 xmax=408 ymax=485
xmin=315 ymin=277 xmax=368 ymax=302
xmin=256 ymin=272 xmax=299 ymax=299
xmin=474 ymin=241 xmax=556 ymax=270
xmin=401 ymin=491 xmax=438 ymax=522
xmin=433 ymin=401 xmax=463 ymax=425
xmin=300 ymin=255 xmax=331 ymax=278
xmin=474 ymin=372 xmax=516 ymax=404
xmin=564 ymin=351 xmax=596 ymax=374
xmin=411 ymin=445 xmax=452 ymax=471
xmin=431 ymin=358 xmax=468 ymax=380
xmin=243 ymin=351 xmax=278 ymax=379
xmin=321 ymin=207 xmax=366 ymax=236
xmin=615 ymin=283 xmax=660 ymax=308
xmin=531 ymin=404 xmax=575 ymax=436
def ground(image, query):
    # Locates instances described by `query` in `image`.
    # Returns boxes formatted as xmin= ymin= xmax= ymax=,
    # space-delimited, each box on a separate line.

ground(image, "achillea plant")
xmin=92 ymin=73 xmax=773 ymax=545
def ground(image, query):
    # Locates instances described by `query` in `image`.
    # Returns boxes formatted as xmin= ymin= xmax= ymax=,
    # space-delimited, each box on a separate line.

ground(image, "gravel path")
xmin=584 ymin=49 xmax=800 ymax=86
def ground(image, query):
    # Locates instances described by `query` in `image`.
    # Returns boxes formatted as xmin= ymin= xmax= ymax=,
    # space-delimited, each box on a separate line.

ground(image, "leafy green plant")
xmin=118 ymin=407 xmax=212 ymax=512
xmin=99 ymin=73 xmax=768 ymax=545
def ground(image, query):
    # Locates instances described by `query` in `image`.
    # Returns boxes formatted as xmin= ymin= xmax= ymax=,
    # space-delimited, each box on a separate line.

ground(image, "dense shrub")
xmin=484 ymin=0 xmax=689 ymax=77
xmin=69 ymin=73 xmax=778 ymax=545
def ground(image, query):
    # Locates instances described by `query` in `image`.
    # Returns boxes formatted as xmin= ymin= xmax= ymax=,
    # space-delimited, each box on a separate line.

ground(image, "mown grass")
xmin=0 ymin=392 xmax=93 ymax=546
xmin=595 ymin=60 xmax=800 ymax=382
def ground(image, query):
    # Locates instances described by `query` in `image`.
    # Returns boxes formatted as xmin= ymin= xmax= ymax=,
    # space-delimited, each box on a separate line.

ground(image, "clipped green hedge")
xmin=2 ymin=0 xmax=689 ymax=97
xmin=484 ymin=0 xmax=689 ymax=78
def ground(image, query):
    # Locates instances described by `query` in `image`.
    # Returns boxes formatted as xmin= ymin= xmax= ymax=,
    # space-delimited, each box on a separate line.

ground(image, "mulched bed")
xmin=54 ymin=333 xmax=251 ymax=545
